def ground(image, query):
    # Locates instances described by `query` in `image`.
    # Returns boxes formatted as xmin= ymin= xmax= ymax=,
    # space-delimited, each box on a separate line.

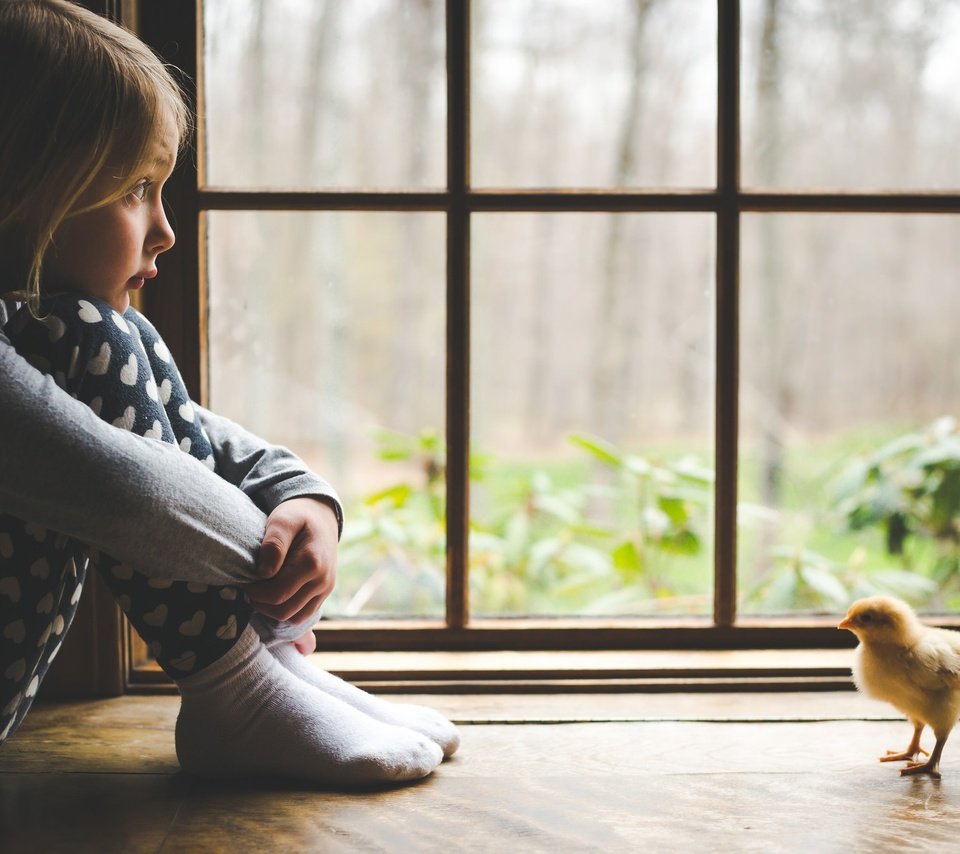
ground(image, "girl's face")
xmin=43 ymin=117 xmax=178 ymax=313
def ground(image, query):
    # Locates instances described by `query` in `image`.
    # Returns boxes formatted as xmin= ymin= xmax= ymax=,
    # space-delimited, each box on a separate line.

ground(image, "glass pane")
xmin=207 ymin=212 xmax=446 ymax=616
xmin=742 ymin=0 xmax=960 ymax=190
xmin=739 ymin=214 xmax=960 ymax=615
xmin=472 ymin=214 xmax=715 ymax=616
xmin=472 ymin=0 xmax=716 ymax=188
xmin=202 ymin=0 xmax=445 ymax=188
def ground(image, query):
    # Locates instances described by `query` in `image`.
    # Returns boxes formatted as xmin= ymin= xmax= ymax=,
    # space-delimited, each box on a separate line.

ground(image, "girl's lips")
xmin=128 ymin=270 xmax=156 ymax=289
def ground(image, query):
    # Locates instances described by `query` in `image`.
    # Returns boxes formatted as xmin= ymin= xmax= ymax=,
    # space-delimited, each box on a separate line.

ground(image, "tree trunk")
xmin=239 ymin=0 xmax=271 ymax=433
xmin=591 ymin=0 xmax=653 ymax=444
xmin=388 ymin=0 xmax=440 ymax=432
xmin=756 ymin=0 xmax=786 ymax=509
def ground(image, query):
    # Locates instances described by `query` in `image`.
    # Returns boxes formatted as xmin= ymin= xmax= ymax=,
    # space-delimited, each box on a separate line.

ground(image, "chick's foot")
xmin=901 ymin=760 xmax=941 ymax=779
xmin=881 ymin=746 xmax=929 ymax=763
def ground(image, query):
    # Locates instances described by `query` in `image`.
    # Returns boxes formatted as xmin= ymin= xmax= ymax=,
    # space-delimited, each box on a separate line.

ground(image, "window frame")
xmin=123 ymin=0 xmax=960 ymax=684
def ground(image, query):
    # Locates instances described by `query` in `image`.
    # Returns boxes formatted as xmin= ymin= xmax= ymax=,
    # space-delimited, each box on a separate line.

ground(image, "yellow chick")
xmin=839 ymin=595 xmax=960 ymax=778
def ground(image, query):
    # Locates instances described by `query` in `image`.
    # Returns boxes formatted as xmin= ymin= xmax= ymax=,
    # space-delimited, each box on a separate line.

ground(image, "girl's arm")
xmin=197 ymin=405 xmax=343 ymax=623
xmin=196 ymin=405 xmax=343 ymax=536
xmin=0 ymin=328 xmax=265 ymax=585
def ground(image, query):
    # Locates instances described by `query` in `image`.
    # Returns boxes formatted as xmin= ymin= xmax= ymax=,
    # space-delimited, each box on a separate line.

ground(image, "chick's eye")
xmin=861 ymin=612 xmax=873 ymax=623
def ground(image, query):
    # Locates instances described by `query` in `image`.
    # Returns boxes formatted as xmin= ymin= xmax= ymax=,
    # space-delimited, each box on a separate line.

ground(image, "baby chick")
xmin=839 ymin=595 xmax=960 ymax=779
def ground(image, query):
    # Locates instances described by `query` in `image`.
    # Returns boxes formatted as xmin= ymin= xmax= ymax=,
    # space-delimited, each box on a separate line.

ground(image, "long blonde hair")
xmin=0 ymin=0 xmax=191 ymax=314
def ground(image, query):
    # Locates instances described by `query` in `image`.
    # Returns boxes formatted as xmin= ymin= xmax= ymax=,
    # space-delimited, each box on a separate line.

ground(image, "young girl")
xmin=0 ymin=0 xmax=457 ymax=784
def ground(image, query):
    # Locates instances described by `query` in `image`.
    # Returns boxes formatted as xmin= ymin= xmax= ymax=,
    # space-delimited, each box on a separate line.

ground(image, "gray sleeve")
xmin=0 ymin=328 xmax=265 ymax=585
xmin=197 ymin=405 xmax=344 ymax=538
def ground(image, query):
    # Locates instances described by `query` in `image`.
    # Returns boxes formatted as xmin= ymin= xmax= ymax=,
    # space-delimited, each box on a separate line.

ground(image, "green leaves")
xmin=338 ymin=428 xmax=712 ymax=615
xmin=755 ymin=548 xmax=849 ymax=610
xmin=859 ymin=569 xmax=937 ymax=600
xmin=834 ymin=416 xmax=960 ymax=568
xmin=612 ymin=540 xmax=642 ymax=575
xmin=338 ymin=417 xmax=959 ymax=617
xmin=797 ymin=565 xmax=848 ymax=609
xmin=568 ymin=433 xmax=624 ymax=466
xmin=747 ymin=418 xmax=960 ymax=614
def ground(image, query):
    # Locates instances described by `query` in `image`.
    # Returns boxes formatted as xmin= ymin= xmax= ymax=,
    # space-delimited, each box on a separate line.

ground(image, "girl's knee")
xmin=8 ymin=295 xmax=176 ymax=439
xmin=8 ymin=294 xmax=141 ymax=379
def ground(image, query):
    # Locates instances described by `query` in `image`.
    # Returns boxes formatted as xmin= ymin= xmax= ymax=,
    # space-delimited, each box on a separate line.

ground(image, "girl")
xmin=0 ymin=0 xmax=457 ymax=784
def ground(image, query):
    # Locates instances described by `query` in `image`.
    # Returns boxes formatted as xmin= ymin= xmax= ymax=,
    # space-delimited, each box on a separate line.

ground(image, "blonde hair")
xmin=0 ymin=0 xmax=191 ymax=313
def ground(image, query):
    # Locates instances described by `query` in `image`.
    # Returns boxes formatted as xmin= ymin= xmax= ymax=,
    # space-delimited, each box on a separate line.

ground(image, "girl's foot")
xmin=175 ymin=626 xmax=443 ymax=785
xmin=271 ymin=641 xmax=460 ymax=759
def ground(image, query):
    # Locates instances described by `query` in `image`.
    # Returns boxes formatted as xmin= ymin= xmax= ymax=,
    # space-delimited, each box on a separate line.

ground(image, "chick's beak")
xmin=838 ymin=616 xmax=853 ymax=630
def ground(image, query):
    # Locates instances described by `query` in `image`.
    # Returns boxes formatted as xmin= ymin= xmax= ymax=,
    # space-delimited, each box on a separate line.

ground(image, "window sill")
xmin=314 ymin=647 xmax=854 ymax=693
xmin=127 ymin=647 xmax=855 ymax=694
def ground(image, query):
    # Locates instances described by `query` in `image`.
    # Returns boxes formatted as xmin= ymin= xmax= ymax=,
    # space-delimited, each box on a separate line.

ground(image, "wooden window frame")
xmin=102 ymin=0 xmax=960 ymax=692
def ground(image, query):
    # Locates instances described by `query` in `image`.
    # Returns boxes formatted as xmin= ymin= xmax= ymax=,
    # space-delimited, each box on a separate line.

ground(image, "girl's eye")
xmin=128 ymin=180 xmax=150 ymax=202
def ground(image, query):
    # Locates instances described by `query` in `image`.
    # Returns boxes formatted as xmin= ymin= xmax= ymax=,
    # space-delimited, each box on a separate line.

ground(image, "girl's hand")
xmin=245 ymin=497 xmax=339 ymax=624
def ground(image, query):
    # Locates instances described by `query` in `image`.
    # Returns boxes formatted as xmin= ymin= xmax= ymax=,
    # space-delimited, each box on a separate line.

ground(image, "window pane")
xmin=739 ymin=214 xmax=960 ymax=615
xmin=471 ymin=214 xmax=715 ymax=616
xmin=742 ymin=0 xmax=960 ymax=190
xmin=207 ymin=212 xmax=446 ymax=616
xmin=472 ymin=0 xmax=716 ymax=188
xmin=202 ymin=0 xmax=445 ymax=188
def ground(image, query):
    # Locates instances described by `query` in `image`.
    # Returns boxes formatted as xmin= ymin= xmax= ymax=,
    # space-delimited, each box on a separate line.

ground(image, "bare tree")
xmin=755 ymin=0 xmax=788 ymax=509
xmin=388 ymin=0 xmax=441 ymax=429
xmin=591 ymin=0 xmax=655 ymax=443
xmin=230 ymin=0 xmax=272 ymax=432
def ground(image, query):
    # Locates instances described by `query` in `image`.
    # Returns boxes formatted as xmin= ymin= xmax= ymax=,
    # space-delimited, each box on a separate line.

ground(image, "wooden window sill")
xmin=126 ymin=648 xmax=856 ymax=694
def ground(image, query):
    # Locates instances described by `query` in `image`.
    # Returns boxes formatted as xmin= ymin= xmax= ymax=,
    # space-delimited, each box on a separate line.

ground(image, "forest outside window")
xmin=136 ymin=0 xmax=960 ymax=661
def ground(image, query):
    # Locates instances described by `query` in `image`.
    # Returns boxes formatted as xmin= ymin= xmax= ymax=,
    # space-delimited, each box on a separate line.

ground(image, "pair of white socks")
xmin=175 ymin=626 xmax=459 ymax=785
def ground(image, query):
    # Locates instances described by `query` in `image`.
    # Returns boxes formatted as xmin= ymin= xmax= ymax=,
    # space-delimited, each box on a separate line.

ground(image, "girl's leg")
xmin=4 ymin=297 xmax=442 ymax=782
xmin=0 ymin=523 xmax=85 ymax=743
xmin=7 ymin=296 xmax=254 ymax=679
xmin=81 ymin=318 xmax=248 ymax=676
xmin=126 ymin=307 xmax=458 ymax=756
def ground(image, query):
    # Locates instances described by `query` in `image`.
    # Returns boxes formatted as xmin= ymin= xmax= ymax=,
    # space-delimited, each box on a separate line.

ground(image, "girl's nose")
xmin=149 ymin=201 xmax=176 ymax=254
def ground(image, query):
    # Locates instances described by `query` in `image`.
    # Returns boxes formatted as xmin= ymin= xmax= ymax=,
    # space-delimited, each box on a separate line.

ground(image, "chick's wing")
xmin=909 ymin=629 xmax=960 ymax=692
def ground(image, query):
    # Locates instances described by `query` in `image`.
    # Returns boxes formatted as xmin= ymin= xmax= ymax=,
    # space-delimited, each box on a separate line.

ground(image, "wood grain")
xmin=3 ymin=695 xmax=960 ymax=852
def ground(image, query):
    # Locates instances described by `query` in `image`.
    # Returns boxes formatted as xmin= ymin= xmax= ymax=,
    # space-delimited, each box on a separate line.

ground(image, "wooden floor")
xmin=3 ymin=692 xmax=960 ymax=852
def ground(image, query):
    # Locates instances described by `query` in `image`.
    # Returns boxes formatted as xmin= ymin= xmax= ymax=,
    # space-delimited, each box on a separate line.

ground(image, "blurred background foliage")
xmin=329 ymin=418 xmax=960 ymax=617
xmin=330 ymin=428 xmax=714 ymax=617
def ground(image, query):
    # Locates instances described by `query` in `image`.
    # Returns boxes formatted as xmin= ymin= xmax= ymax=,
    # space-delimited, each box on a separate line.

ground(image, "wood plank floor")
xmin=3 ymin=693 xmax=960 ymax=852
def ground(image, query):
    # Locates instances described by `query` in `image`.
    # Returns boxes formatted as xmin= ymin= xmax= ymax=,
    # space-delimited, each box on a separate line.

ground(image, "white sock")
xmin=271 ymin=642 xmax=460 ymax=758
xmin=175 ymin=626 xmax=443 ymax=785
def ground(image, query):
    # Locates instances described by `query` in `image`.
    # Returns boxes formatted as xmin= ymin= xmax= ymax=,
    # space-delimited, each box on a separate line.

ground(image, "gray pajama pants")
xmin=0 ymin=295 xmax=256 ymax=742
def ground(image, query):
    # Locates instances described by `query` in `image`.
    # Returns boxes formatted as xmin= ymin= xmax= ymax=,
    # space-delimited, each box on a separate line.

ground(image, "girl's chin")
xmin=106 ymin=293 xmax=131 ymax=313
xmin=81 ymin=292 xmax=129 ymax=313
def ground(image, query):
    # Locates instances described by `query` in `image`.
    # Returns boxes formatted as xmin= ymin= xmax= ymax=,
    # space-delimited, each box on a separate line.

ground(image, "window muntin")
xmin=187 ymin=0 xmax=960 ymax=648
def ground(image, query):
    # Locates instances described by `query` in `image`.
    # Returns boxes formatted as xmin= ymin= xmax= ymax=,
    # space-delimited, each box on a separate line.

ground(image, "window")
xmin=131 ymin=0 xmax=960 ymax=669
